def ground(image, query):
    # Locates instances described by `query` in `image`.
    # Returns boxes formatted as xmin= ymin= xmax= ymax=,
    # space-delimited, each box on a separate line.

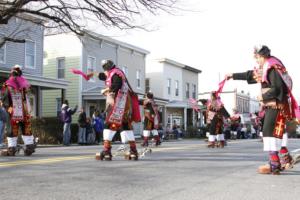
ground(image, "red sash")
xmin=261 ymin=57 xmax=299 ymax=121
xmin=105 ymin=67 xmax=141 ymax=127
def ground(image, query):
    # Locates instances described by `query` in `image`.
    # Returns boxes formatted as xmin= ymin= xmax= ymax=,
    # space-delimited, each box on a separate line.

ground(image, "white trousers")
xmin=120 ymin=130 xmax=135 ymax=143
xmin=263 ymin=133 xmax=288 ymax=151
xmin=143 ymin=130 xmax=159 ymax=137
xmin=216 ymin=134 xmax=224 ymax=141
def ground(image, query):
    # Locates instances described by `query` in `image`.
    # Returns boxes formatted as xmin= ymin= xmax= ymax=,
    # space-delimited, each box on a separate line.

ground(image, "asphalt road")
xmin=0 ymin=139 xmax=300 ymax=200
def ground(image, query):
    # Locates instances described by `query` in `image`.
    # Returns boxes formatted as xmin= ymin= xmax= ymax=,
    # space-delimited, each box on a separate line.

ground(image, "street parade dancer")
xmin=141 ymin=91 xmax=161 ymax=147
xmin=1 ymin=65 xmax=36 ymax=156
xmin=92 ymin=60 xmax=141 ymax=161
xmin=226 ymin=45 xmax=299 ymax=174
xmin=206 ymin=91 xmax=230 ymax=148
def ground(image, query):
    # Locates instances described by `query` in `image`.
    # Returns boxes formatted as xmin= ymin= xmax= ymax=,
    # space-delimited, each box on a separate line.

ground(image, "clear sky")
xmin=93 ymin=0 xmax=300 ymax=101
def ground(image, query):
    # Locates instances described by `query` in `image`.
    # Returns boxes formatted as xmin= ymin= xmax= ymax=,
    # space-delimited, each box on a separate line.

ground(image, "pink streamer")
xmin=70 ymin=68 xmax=90 ymax=80
xmin=215 ymin=78 xmax=226 ymax=97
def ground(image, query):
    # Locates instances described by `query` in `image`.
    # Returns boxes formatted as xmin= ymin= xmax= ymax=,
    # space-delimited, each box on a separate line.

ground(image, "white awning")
xmin=0 ymin=70 xmax=69 ymax=89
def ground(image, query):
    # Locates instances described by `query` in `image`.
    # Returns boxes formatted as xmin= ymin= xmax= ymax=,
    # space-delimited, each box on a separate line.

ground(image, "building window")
xmin=28 ymin=95 xmax=36 ymax=117
xmin=192 ymin=84 xmax=196 ymax=99
xmin=56 ymin=98 xmax=62 ymax=117
xmin=57 ymin=57 xmax=65 ymax=79
xmin=136 ymin=70 xmax=141 ymax=88
xmin=175 ymin=80 xmax=179 ymax=96
xmin=0 ymin=43 xmax=6 ymax=63
xmin=87 ymin=56 xmax=96 ymax=82
xmin=145 ymin=78 xmax=150 ymax=93
xmin=122 ymin=66 xmax=128 ymax=76
xmin=167 ymin=78 xmax=171 ymax=95
xmin=25 ymin=40 xmax=35 ymax=69
xmin=185 ymin=83 xmax=190 ymax=99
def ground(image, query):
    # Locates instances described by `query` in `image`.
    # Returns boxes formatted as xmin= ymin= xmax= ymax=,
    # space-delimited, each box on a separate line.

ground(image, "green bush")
xmin=31 ymin=117 xmax=80 ymax=144
xmin=185 ymin=125 xmax=200 ymax=138
xmin=2 ymin=117 xmax=79 ymax=144
xmin=31 ymin=117 xmax=63 ymax=144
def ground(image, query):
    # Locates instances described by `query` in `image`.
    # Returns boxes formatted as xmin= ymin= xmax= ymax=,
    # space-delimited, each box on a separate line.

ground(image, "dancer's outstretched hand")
xmin=225 ymin=73 xmax=233 ymax=80
xmin=86 ymin=72 xmax=95 ymax=80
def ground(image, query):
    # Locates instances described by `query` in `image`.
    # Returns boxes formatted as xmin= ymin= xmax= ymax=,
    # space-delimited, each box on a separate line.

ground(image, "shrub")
xmin=185 ymin=125 xmax=201 ymax=138
xmin=31 ymin=117 xmax=63 ymax=144
xmin=2 ymin=117 xmax=80 ymax=144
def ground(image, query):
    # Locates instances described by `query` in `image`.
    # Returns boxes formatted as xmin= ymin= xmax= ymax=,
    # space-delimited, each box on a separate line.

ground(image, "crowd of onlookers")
xmin=60 ymin=99 xmax=105 ymax=146
xmin=77 ymin=108 xmax=105 ymax=145
xmin=223 ymin=122 xmax=260 ymax=140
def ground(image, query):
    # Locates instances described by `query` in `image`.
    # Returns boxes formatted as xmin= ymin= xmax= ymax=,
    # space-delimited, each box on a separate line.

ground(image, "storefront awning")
xmin=166 ymin=100 xmax=205 ymax=110
xmin=82 ymin=86 xmax=106 ymax=100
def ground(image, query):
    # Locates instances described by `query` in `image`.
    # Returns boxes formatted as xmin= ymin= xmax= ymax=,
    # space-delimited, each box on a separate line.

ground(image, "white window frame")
xmin=192 ymin=84 xmax=196 ymax=99
xmin=25 ymin=40 xmax=36 ymax=69
xmin=122 ymin=66 xmax=128 ymax=76
xmin=185 ymin=83 xmax=190 ymax=99
xmin=28 ymin=95 xmax=36 ymax=117
xmin=0 ymin=43 xmax=6 ymax=64
xmin=136 ymin=69 xmax=141 ymax=89
xmin=145 ymin=78 xmax=150 ymax=93
xmin=56 ymin=57 xmax=65 ymax=79
xmin=87 ymin=56 xmax=96 ymax=82
xmin=167 ymin=78 xmax=171 ymax=95
xmin=175 ymin=80 xmax=179 ymax=96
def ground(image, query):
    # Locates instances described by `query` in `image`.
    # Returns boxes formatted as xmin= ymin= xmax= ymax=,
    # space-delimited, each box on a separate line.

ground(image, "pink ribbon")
xmin=70 ymin=68 xmax=90 ymax=80
xmin=215 ymin=78 xmax=226 ymax=97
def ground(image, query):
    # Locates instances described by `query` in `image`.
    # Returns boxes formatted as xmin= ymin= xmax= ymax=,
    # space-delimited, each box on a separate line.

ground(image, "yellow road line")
xmin=0 ymin=140 xmax=253 ymax=168
xmin=0 ymin=155 xmax=94 ymax=167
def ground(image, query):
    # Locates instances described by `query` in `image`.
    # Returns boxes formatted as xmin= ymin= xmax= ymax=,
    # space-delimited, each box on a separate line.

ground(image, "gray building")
xmin=146 ymin=58 xmax=202 ymax=130
xmin=0 ymin=16 xmax=68 ymax=117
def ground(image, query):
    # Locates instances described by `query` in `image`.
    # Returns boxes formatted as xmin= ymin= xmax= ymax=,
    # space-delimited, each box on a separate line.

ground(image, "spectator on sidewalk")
xmin=86 ymin=117 xmax=95 ymax=144
xmin=157 ymin=124 xmax=164 ymax=141
xmin=92 ymin=110 xmax=104 ymax=144
xmin=0 ymin=98 xmax=8 ymax=147
xmin=78 ymin=107 xmax=87 ymax=145
xmin=177 ymin=125 xmax=184 ymax=139
xmin=61 ymin=100 xmax=77 ymax=146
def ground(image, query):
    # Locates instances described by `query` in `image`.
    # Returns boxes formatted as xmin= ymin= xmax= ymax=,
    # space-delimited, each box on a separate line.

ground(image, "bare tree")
xmin=0 ymin=0 xmax=179 ymax=47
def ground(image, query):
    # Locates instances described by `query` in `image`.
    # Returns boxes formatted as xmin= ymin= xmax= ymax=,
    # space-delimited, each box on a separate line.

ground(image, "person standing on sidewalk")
xmin=77 ymin=107 xmax=87 ymax=145
xmin=226 ymin=45 xmax=296 ymax=175
xmin=61 ymin=100 xmax=77 ymax=146
xmin=0 ymin=98 xmax=8 ymax=147
xmin=92 ymin=110 xmax=104 ymax=144
xmin=230 ymin=109 xmax=241 ymax=140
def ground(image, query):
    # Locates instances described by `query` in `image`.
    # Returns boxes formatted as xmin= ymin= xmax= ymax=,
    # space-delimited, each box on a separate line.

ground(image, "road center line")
xmin=0 ymin=155 xmax=94 ymax=168
xmin=0 ymin=140 xmax=255 ymax=168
